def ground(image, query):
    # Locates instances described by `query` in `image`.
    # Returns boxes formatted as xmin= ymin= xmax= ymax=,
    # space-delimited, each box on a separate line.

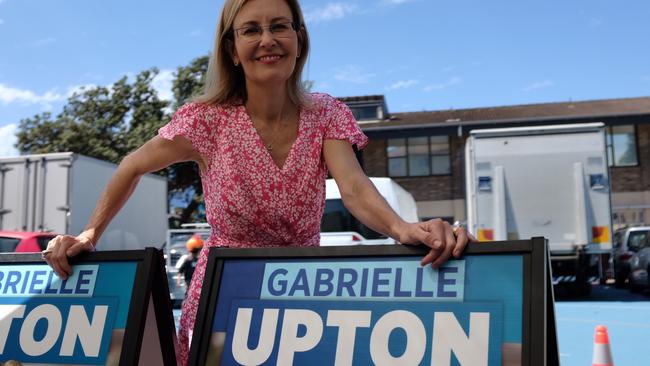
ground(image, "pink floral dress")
xmin=158 ymin=93 xmax=367 ymax=365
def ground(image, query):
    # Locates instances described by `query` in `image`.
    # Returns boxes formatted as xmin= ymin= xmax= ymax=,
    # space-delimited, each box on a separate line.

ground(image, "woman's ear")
xmin=227 ymin=39 xmax=240 ymax=66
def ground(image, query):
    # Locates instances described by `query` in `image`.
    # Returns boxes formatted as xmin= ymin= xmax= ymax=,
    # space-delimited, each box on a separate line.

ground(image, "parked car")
xmin=0 ymin=231 xmax=57 ymax=253
xmin=629 ymin=245 xmax=650 ymax=293
xmin=612 ymin=226 xmax=650 ymax=287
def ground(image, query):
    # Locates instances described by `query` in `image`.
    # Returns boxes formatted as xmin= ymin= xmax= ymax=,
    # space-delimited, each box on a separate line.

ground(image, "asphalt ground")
xmin=172 ymin=284 xmax=650 ymax=365
xmin=555 ymin=284 xmax=650 ymax=366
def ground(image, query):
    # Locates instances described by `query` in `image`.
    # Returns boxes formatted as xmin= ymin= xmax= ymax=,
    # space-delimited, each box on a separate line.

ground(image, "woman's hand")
xmin=398 ymin=219 xmax=477 ymax=268
xmin=42 ymin=235 xmax=95 ymax=279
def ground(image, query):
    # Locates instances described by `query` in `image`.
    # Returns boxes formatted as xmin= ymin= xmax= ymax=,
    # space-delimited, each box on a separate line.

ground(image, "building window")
xmin=387 ymin=136 xmax=451 ymax=177
xmin=351 ymin=106 xmax=379 ymax=121
xmin=606 ymin=125 xmax=638 ymax=167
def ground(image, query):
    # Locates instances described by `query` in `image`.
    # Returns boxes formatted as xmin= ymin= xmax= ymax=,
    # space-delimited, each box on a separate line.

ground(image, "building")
xmin=339 ymin=95 xmax=650 ymax=227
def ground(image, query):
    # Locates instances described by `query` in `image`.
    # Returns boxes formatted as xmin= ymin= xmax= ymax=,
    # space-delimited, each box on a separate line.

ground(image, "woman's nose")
xmin=258 ymin=29 xmax=277 ymax=47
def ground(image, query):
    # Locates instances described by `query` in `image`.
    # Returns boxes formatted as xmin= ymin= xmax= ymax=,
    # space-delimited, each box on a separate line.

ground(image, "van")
xmin=320 ymin=177 xmax=418 ymax=246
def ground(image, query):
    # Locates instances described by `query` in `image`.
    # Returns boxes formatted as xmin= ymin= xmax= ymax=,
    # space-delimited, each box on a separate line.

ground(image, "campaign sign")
xmin=0 ymin=248 xmax=177 ymax=365
xmin=189 ymin=238 xmax=558 ymax=366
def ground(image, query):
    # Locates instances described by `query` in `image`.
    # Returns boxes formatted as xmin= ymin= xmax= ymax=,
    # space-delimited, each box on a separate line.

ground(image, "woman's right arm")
xmin=45 ymin=135 xmax=204 ymax=278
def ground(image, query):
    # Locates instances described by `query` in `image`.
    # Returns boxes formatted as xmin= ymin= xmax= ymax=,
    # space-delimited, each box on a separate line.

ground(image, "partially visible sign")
xmin=0 ymin=249 xmax=176 ymax=365
xmin=190 ymin=241 xmax=556 ymax=366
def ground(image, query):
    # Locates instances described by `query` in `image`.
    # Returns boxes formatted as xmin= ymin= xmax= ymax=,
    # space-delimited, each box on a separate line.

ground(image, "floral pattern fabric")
xmin=158 ymin=93 xmax=367 ymax=365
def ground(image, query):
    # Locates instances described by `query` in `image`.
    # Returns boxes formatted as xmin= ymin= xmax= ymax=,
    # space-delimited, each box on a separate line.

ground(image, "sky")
xmin=1 ymin=0 xmax=649 ymax=157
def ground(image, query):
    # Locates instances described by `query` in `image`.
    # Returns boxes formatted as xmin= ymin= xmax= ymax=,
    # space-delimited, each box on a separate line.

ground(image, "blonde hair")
xmin=195 ymin=0 xmax=311 ymax=107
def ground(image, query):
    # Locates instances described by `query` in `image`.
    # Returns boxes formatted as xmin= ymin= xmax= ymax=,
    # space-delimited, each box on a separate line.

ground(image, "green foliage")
xmin=172 ymin=56 xmax=209 ymax=109
xmin=16 ymin=70 xmax=169 ymax=164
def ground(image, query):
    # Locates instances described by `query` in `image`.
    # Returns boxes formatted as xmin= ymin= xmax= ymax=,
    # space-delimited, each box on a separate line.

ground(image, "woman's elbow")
xmin=117 ymin=153 xmax=146 ymax=180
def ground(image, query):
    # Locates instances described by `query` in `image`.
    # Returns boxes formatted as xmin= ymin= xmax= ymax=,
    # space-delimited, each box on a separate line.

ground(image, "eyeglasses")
xmin=232 ymin=21 xmax=297 ymax=43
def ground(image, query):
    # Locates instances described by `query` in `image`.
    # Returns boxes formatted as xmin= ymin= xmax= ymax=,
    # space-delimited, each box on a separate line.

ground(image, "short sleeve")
xmin=158 ymin=102 xmax=216 ymax=156
xmin=322 ymin=96 xmax=368 ymax=150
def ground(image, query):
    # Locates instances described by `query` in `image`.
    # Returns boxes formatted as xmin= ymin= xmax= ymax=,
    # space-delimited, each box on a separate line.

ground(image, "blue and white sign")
xmin=0 ymin=262 xmax=138 ymax=365
xmin=206 ymin=255 xmax=523 ymax=366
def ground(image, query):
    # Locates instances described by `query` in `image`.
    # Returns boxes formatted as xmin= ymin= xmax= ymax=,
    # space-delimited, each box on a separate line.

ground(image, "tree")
xmin=16 ymin=69 xmax=169 ymax=164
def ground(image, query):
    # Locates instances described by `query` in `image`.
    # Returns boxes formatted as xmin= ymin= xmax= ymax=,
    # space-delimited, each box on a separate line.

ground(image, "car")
xmin=629 ymin=245 xmax=650 ymax=293
xmin=612 ymin=226 xmax=650 ymax=287
xmin=0 ymin=231 xmax=58 ymax=253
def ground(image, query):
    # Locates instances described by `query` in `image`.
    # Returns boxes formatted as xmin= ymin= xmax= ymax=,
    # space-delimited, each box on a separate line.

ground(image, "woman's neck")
xmin=245 ymin=83 xmax=293 ymax=123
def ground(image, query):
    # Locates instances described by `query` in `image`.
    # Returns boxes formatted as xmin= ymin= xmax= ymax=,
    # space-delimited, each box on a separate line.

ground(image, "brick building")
xmin=340 ymin=95 xmax=650 ymax=227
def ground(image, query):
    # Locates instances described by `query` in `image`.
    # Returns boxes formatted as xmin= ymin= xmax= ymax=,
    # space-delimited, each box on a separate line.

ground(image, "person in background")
xmin=42 ymin=0 xmax=476 ymax=363
xmin=176 ymin=234 xmax=203 ymax=289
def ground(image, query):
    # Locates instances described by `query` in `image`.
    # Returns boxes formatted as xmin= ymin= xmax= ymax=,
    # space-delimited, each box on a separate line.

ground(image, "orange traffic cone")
xmin=592 ymin=325 xmax=614 ymax=366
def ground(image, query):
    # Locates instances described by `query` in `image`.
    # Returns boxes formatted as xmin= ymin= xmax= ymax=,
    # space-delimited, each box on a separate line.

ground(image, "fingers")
xmin=429 ymin=222 xmax=456 ymax=268
xmin=452 ymin=227 xmax=470 ymax=258
xmin=418 ymin=219 xmax=451 ymax=267
xmin=43 ymin=235 xmax=93 ymax=279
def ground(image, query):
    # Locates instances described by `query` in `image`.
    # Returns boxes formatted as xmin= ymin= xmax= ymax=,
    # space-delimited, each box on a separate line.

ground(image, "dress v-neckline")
xmin=242 ymin=106 xmax=303 ymax=172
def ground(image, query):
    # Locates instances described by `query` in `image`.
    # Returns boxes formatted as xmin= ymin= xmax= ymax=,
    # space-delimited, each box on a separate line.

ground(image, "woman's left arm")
xmin=324 ymin=139 xmax=475 ymax=267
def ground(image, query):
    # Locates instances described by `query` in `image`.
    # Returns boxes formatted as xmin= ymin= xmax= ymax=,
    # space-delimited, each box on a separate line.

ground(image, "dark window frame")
xmin=386 ymin=136 xmax=452 ymax=177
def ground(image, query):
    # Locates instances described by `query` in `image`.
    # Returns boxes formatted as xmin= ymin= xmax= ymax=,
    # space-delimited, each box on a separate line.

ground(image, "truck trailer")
xmin=0 ymin=153 xmax=168 ymax=250
xmin=465 ymin=123 xmax=613 ymax=295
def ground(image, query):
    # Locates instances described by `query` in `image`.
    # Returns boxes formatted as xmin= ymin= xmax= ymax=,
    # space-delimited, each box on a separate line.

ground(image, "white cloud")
xmin=0 ymin=83 xmax=65 ymax=109
xmin=0 ymin=19 xmax=4 ymax=25
xmin=386 ymin=79 xmax=419 ymax=91
xmin=152 ymin=69 xmax=175 ymax=101
xmin=334 ymin=65 xmax=374 ymax=84
xmin=442 ymin=66 xmax=455 ymax=73
xmin=0 ymin=124 xmax=19 ymax=158
xmin=304 ymin=3 xmax=356 ymax=23
xmin=642 ymin=75 xmax=650 ymax=82
xmin=423 ymin=77 xmax=461 ymax=91
xmin=189 ymin=30 xmax=202 ymax=37
xmin=523 ymin=80 xmax=555 ymax=92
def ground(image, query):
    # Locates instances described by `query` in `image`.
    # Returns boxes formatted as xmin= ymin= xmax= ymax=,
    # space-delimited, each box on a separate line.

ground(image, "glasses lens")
xmin=270 ymin=22 xmax=293 ymax=38
xmin=238 ymin=25 xmax=262 ymax=41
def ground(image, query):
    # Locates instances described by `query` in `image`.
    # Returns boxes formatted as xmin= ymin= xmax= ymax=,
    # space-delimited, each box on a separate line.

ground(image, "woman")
xmin=43 ymin=0 xmax=475 ymax=363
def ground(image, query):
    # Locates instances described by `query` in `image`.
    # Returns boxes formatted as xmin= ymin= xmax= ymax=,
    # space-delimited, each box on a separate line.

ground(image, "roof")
xmin=337 ymin=95 xmax=385 ymax=104
xmin=357 ymin=96 xmax=650 ymax=130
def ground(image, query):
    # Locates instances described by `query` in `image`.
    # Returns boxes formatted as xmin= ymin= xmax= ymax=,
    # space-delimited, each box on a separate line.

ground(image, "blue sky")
xmin=1 ymin=0 xmax=649 ymax=157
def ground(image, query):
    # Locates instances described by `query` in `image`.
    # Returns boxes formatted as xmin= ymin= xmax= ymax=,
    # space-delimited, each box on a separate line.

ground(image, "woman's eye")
xmin=270 ymin=23 xmax=290 ymax=32
xmin=242 ymin=26 xmax=261 ymax=36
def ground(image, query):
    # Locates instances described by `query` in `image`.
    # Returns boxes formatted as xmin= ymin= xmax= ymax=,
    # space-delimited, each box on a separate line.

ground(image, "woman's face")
xmin=231 ymin=0 xmax=300 ymax=88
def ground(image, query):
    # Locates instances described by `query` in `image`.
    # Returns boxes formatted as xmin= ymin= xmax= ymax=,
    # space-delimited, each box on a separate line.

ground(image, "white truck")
xmin=0 ymin=152 xmax=168 ymax=250
xmin=465 ymin=123 xmax=613 ymax=295
xmin=320 ymin=177 xmax=419 ymax=246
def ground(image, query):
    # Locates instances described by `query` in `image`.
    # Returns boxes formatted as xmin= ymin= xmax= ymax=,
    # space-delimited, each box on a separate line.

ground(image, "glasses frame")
xmin=231 ymin=21 xmax=299 ymax=43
